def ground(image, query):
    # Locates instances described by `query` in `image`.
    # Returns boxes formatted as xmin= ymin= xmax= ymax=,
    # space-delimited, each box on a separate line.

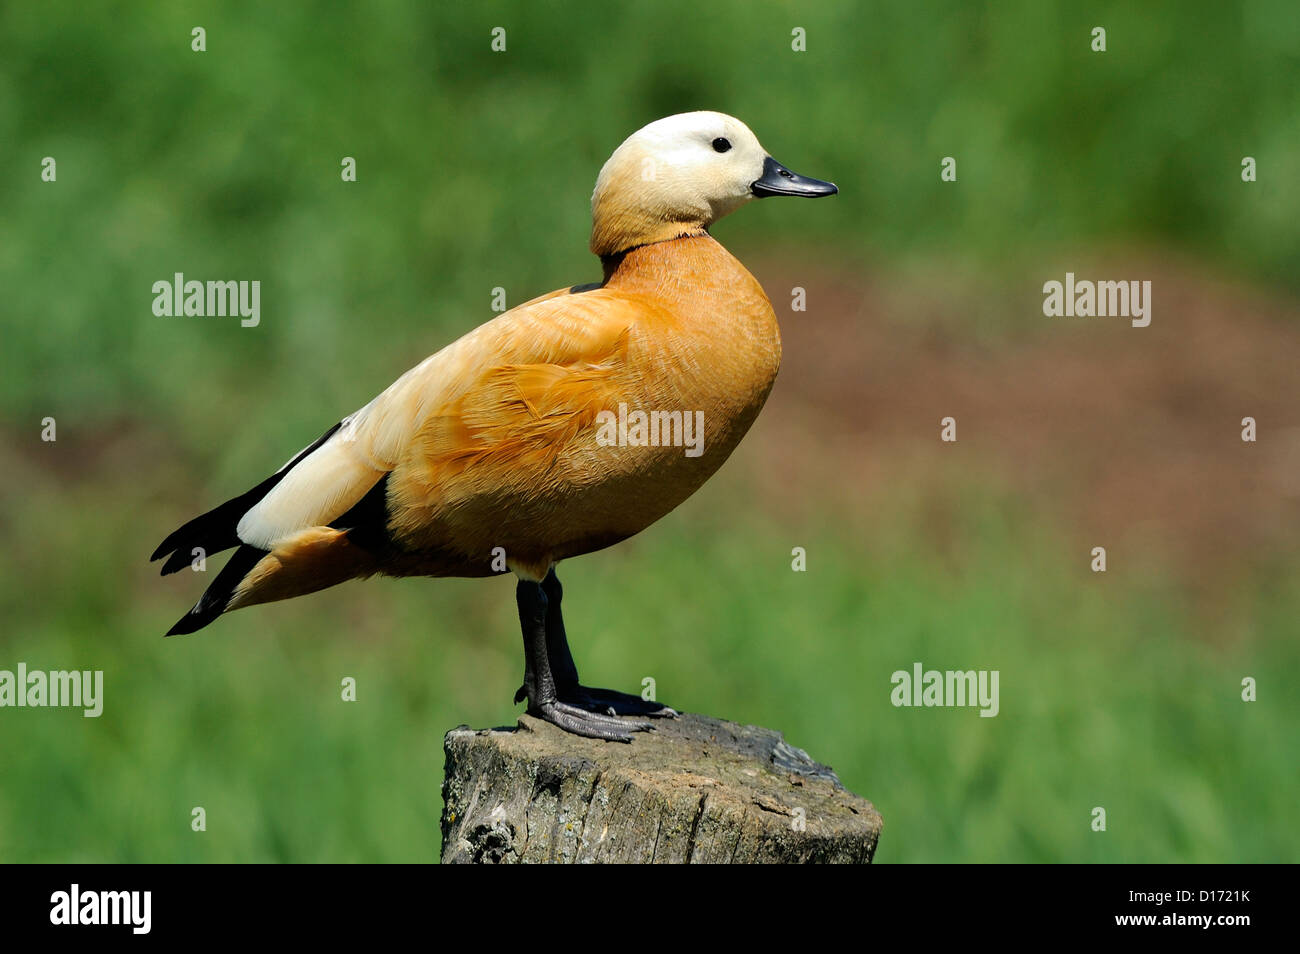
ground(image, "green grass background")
xmin=1 ymin=0 xmax=1296 ymax=862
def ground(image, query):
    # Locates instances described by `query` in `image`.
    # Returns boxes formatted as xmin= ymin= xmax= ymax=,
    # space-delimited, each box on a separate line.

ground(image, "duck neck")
xmin=598 ymin=232 xmax=739 ymax=289
xmin=590 ymin=205 xmax=710 ymax=262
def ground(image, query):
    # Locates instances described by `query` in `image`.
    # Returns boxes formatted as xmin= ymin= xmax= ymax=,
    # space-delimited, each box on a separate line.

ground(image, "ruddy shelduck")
xmin=154 ymin=111 xmax=837 ymax=740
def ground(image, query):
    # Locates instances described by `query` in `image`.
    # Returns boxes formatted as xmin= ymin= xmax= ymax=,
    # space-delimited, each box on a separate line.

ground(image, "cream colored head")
xmin=589 ymin=111 xmax=837 ymax=257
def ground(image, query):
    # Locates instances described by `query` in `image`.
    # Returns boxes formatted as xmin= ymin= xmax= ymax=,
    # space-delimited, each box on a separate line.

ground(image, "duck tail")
xmin=151 ymin=422 xmax=342 ymax=575
xmin=164 ymin=544 xmax=268 ymax=636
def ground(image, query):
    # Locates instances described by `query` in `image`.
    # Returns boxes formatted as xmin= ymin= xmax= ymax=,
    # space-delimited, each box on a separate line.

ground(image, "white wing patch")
xmin=235 ymin=414 xmax=389 ymax=549
xmin=231 ymin=345 xmax=459 ymax=550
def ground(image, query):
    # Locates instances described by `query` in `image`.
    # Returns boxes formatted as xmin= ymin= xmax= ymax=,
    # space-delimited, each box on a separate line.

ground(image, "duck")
xmin=153 ymin=111 xmax=837 ymax=741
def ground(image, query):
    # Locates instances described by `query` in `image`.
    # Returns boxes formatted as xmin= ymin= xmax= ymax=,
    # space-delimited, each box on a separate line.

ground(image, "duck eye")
xmin=712 ymin=137 xmax=732 ymax=153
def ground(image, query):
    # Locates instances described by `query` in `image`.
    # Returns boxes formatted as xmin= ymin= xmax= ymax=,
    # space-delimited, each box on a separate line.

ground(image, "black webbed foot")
xmin=565 ymin=686 xmax=679 ymax=718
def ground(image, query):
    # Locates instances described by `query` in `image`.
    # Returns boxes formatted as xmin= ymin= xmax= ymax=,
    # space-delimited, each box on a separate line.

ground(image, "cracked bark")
xmin=440 ymin=711 xmax=883 ymax=864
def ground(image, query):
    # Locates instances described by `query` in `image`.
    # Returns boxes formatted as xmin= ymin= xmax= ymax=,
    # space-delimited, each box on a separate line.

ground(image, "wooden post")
xmin=440 ymin=711 xmax=882 ymax=863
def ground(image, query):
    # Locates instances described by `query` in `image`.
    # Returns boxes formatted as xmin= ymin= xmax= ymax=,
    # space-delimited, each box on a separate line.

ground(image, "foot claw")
xmin=529 ymin=701 xmax=650 ymax=742
xmin=553 ymin=701 xmax=653 ymax=732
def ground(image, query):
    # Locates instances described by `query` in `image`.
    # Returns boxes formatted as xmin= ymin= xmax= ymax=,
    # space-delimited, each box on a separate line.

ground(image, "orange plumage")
xmin=154 ymin=111 xmax=836 ymax=739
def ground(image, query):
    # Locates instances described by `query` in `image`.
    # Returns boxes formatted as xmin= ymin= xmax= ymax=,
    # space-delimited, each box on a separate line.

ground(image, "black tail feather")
xmin=151 ymin=421 xmax=341 ymax=574
xmin=164 ymin=545 xmax=268 ymax=636
xmin=152 ymin=494 xmax=252 ymax=574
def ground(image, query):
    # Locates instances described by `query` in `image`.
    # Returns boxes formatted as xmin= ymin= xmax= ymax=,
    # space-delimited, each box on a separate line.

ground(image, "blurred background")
xmin=1 ymin=1 xmax=1297 ymax=862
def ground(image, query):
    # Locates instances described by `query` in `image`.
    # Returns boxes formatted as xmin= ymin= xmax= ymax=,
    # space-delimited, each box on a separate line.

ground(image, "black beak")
xmin=751 ymin=155 xmax=838 ymax=198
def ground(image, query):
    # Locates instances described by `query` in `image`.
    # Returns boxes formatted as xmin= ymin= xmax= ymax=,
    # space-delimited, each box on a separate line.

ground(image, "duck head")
xmin=590 ymin=111 xmax=837 ymax=258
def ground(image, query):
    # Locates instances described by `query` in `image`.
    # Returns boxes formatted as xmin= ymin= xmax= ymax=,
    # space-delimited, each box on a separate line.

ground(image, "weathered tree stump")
xmin=440 ymin=711 xmax=882 ymax=863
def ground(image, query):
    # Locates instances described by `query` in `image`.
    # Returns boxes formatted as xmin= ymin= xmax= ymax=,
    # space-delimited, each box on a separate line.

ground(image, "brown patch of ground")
xmin=748 ymin=251 xmax=1300 ymax=591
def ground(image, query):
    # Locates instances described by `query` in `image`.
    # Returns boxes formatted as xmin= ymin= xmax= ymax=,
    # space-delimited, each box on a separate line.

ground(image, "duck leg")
xmin=514 ymin=568 xmax=678 ymax=719
xmin=515 ymin=579 xmax=652 ymax=742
